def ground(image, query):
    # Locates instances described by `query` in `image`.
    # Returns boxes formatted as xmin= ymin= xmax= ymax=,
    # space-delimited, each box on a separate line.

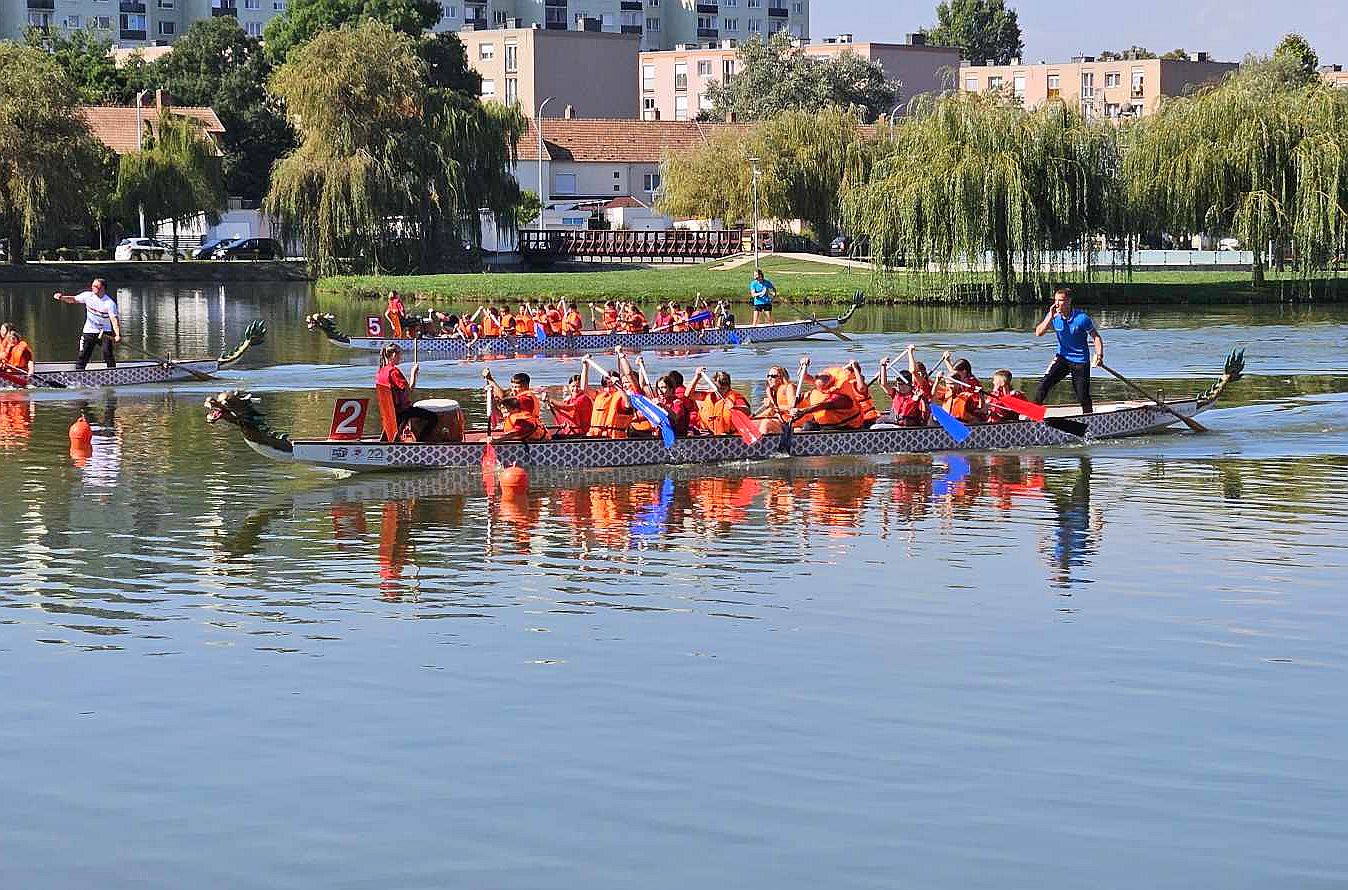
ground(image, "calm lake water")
xmin=2 ymin=281 xmax=1348 ymax=889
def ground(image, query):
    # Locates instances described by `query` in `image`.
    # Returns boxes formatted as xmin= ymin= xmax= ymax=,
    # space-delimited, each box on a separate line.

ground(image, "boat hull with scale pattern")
xmin=5 ymin=359 xmax=223 ymax=389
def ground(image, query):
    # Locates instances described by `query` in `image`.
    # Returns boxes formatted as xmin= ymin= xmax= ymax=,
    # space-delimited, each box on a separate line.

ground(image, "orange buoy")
xmin=500 ymin=465 xmax=528 ymax=491
xmin=69 ymin=415 xmax=93 ymax=447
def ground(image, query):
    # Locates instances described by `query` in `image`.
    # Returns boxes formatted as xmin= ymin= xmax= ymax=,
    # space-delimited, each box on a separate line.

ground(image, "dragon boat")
xmin=305 ymin=300 xmax=860 ymax=359
xmin=204 ymin=352 xmax=1244 ymax=474
xmin=4 ymin=321 xmax=267 ymax=390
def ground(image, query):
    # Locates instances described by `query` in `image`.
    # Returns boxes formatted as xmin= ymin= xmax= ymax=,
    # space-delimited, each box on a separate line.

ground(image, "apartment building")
xmin=959 ymin=53 xmax=1237 ymax=118
xmin=440 ymin=0 xmax=808 ymax=52
xmin=458 ymin=24 xmax=638 ymax=118
xmin=1322 ymin=65 xmax=1348 ymax=89
xmin=638 ymin=32 xmax=960 ymax=121
xmin=4 ymin=0 xmax=288 ymax=45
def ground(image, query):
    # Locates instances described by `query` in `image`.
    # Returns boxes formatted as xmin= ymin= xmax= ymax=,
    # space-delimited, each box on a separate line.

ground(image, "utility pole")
xmin=135 ymin=90 xmax=148 ymax=238
xmin=748 ymin=156 xmax=762 ymax=271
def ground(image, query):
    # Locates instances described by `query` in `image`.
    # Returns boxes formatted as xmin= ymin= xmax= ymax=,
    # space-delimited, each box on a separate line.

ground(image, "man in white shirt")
xmin=53 ymin=278 xmax=122 ymax=369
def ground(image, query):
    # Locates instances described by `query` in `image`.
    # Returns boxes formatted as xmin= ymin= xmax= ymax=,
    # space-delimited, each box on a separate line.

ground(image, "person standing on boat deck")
xmin=749 ymin=269 xmax=776 ymax=325
xmin=53 ymin=278 xmax=121 ymax=370
xmin=1032 ymin=287 xmax=1103 ymax=414
xmin=375 ymin=343 xmax=436 ymax=441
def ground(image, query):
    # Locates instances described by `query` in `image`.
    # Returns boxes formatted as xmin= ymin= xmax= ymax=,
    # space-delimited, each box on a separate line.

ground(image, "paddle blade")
xmin=1045 ymin=417 xmax=1089 ymax=438
xmin=687 ymin=309 xmax=712 ymax=325
xmin=534 ymin=322 xmax=547 ymax=341
xmin=729 ymin=408 xmax=763 ymax=446
xmin=726 ymin=328 xmax=741 ymax=346
xmin=481 ymin=441 xmax=498 ymax=473
xmin=995 ymin=393 xmax=1046 ymax=421
xmin=629 ymin=392 xmax=676 ymax=450
xmin=929 ymin=403 xmax=971 ymax=444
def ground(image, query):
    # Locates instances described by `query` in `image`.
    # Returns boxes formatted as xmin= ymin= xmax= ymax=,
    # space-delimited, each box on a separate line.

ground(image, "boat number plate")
xmin=329 ymin=398 xmax=369 ymax=440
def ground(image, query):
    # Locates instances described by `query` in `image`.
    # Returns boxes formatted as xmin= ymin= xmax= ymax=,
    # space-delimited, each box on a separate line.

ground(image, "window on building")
xmin=94 ymin=15 xmax=112 ymax=28
xmin=545 ymin=6 xmax=565 ymax=26
xmin=1131 ymin=70 xmax=1145 ymax=97
xmin=645 ymin=17 xmax=660 ymax=31
xmin=29 ymin=11 xmax=53 ymax=28
xmin=1129 ymin=102 xmax=1145 ymax=116
xmin=674 ymin=62 xmax=687 ymax=91
xmin=481 ymin=79 xmax=496 ymax=98
xmin=747 ymin=18 xmax=761 ymax=31
xmin=722 ymin=0 xmax=735 ymax=6
xmin=479 ymin=43 xmax=494 ymax=61
xmin=792 ymin=0 xmax=802 ymax=11
xmin=562 ymin=216 xmax=586 ymax=227
xmin=505 ymin=43 xmax=517 ymax=72
xmin=643 ymin=172 xmax=661 ymax=191
xmin=274 ymin=0 xmax=286 ymax=9
xmin=119 ymin=12 xmax=146 ymax=30
xmin=747 ymin=0 xmax=760 ymax=6
xmin=642 ymin=64 xmax=655 ymax=92
xmin=493 ymin=9 xmax=506 ymax=24
xmin=157 ymin=0 xmax=172 ymax=7
xmin=158 ymin=20 xmax=175 ymax=34
xmin=642 ymin=97 xmax=656 ymax=119
xmin=723 ymin=59 xmax=735 ymax=79
xmin=1047 ymin=74 xmax=1060 ymax=99
xmin=554 ymin=173 xmax=577 ymax=195
xmin=1081 ymin=71 xmax=1094 ymax=98
xmin=964 ymin=76 xmax=978 ymax=92
xmin=698 ymin=93 xmax=713 ymax=111
xmin=697 ymin=15 xmax=717 ymax=30
xmin=1105 ymin=71 xmax=1120 ymax=88
xmin=244 ymin=0 xmax=258 ymax=8
xmin=724 ymin=17 xmax=739 ymax=30
xmin=443 ymin=4 xmax=456 ymax=18
xmin=697 ymin=60 xmax=712 ymax=76
xmin=988 ymin=75 xmax=1003 ymax=90
xmin=674 ymin=95 xmax=688 ymax=120
xmin=505 ymin=78 xmax=518 ymax=104
xmin=648 ymin=0 xmax=658 ymax=5
xmin=63 ymin=14 xmax=81 ymax=28
xmin=245 ymin=20 xmax=261 ymax=36
xmin=1105 ymin=102 xmax=1121 ymax=117
xmin=1012 ymin=74 xmax=1025 ymax=99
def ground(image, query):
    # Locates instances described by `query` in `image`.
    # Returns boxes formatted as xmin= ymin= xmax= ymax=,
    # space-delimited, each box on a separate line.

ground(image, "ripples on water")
xmin=2 ymin=287 xmax=1348 ymax=887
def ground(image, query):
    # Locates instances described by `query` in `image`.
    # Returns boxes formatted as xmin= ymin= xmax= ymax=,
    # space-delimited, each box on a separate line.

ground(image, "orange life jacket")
xmin=624 ymin=311 xmax=647 ymax=333
xmin=499 ymin=313 xmax=515 ymax=335
xmin=514 ymin=389 xmax=542 ymax=420
xmin=503 ymin=408 xmax=550 ymax=442
xmin=5 ymin=340 xmax=33 ymax=370
xmin=803 ymin=370 xmax=863 ymax=429
xmin=698 ymin=390 xmax=749 ymax=436
xmin=842 ymin=374 xmax=878 ymax=424
xmin=480 ymin=314 xmax=500 ymax=336
xmin=456 ymin=319 xmax=476 ymax=339
xmin=600 ymin=309 xmax=619 ymax=331
xmin=672 ymin=311 xmax=689 ymax=332
xmin=514 ymin=314 xmax=532 ymax=336
xmin=587 ymin=387 xmax=632 ymax=438
xmin=562 ymin=309 xmax=582 ymax=334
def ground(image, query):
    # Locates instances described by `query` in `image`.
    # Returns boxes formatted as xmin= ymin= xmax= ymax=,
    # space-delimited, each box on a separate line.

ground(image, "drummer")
xmin=375 ymin=343 xmax=436 ymax=441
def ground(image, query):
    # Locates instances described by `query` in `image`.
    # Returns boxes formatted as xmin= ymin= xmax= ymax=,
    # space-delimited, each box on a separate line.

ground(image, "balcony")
xmin=27 ymin=0 xmax=55 ymax=10
xmin=120 ymin=29 xmax=146 ymax=39
xmin=697 ymin=28 xmax=718 ymax=39
xmin=696 ymin=3 xmax=718 ymax=11
xmin=621 ymin=24 xmax=642 ymax=34
xmin=767 ymin=6 xmax=787 ymax=16
xmin=211 ymin=2 xmax=236 ymax=14
xmin=620 ymin=0 xmax=641 ymax=8
xmin=120 ymin=1 xmax=145 ymax=11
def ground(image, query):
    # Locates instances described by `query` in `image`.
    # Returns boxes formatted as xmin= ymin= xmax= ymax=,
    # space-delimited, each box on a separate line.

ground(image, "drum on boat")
xmin=414 ymin=398 xmax=464 ymax=443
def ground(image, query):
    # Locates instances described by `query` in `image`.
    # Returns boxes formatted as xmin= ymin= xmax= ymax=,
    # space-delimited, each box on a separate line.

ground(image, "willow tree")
xmin=659 ymin=107 xmax=876 ymax=248
xmin=115 ymin=111 xmax=226 ymax=258
xmin=265 ymin=21 xmax=523 ymax=274
xmin=1125 ymin=68 xmax=1348 ymax=284
xmin=0 ymin=43 xmax=110 ymax=262
xmin=842 ymin=91 xmax=1125 ymax=299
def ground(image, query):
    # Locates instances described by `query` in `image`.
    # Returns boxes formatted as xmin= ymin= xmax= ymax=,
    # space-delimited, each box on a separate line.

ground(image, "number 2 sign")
xmin=329 ymin=398 xmax=369 ymax=440
xmin=366 ymin=316 xmax=384 ymax=337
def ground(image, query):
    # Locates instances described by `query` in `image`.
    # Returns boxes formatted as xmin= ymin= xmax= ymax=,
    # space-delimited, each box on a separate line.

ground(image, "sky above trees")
xmin=814 ymin=0 xmax=1345 ymax=64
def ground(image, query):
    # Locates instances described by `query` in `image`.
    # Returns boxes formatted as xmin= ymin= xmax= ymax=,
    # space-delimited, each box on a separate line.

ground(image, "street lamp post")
xmin=135 ymin=89 xmax=148 ymax=237
xmin=888 ymin=101 xmax=903 ymax=126
xmin=748 ymin=156 xmax=762 ymax=271
xmin=536 ymin=96 xmax=555 ymax=230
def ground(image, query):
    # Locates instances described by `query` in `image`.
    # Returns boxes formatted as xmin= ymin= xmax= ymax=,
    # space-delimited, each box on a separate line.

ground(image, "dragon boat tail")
xmin=204 ymin=351 xmax=1245 ymax=474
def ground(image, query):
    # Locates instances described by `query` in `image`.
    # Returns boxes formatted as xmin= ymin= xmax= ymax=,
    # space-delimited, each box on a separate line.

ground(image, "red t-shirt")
xmin=375 ymin=364 xmax=411 ymax=411
xmin=552 ymin=391 xmax=593 ymax=435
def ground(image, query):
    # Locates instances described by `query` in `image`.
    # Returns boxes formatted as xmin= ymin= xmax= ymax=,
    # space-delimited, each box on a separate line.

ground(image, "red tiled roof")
xmin=517 ymin=118 xmax=739 ymax=163
xmin=78 ymin=105 xmax=226 ymax=155
xmin=603 ymin=195 xmax=648 ymax=209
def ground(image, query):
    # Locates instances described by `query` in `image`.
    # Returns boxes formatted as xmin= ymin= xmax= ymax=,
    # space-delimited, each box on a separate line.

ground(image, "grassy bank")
xmin=318 ymin=257 xmax=1347 ymax=306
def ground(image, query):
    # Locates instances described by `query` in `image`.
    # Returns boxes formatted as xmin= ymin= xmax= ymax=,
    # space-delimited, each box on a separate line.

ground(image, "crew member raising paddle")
xmin=1032 ymin=286 xmax=1103 ymax=414
xmin=53 ymin=278 xmax=121 ymax=369
xmin=749 ymin=269 xmax=776 ymax=325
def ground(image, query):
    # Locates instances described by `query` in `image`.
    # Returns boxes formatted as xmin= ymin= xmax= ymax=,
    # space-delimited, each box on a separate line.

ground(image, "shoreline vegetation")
xmin=318 ymin=259 xmax=1347 ymax=306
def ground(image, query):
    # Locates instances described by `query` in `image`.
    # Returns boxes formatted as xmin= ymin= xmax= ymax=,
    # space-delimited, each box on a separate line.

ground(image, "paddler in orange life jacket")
xmin=790 ymin=358 xmax=867 ymax=431
xmin=498 ymin=306 xmax=515 ymax=337
xmin=985 ymin=368 xmax=1025 ymax=423
xmin=482 ymin=369 xmax=542 ymax=421
xmin=941 ymin=356 xmax=987 ymax=422
xmin=615 ymin=348 xmax=657 ymax=438
xmin=513 ymin=303 xmax=533 ymax=336
xmin=493 ymin=395 xmax=551 ymax=443
xmin=478 ymin=306 xmax=502 ymax=337
xmin=559 ymin=300 xmax=583 ymax=335
xmin=591 ymin=301 xmax=619 ymax=332
xmin=579 ymin=353 xmax=635 ymax=437
xmin=687 ymin=368 xmax=751 ymax=436
xmin=542 ymin=374 xmax=593 ymax=438
xmin=2 ymin=324 xmax=35 ymax=385
xmin=753 ymin=364 xmax=798 ymax=434
xmin=842 ymin=359 xmax=880 ymax=427
xmin=450 ymin=313 xmax=480 ymax=343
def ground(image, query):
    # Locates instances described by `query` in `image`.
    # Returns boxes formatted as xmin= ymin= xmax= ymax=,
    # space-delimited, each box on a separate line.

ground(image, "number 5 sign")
xmin=366 ymin=316 xmax=384 ymax=337
xmin=329 ymin=398 xmax=369 ymax=440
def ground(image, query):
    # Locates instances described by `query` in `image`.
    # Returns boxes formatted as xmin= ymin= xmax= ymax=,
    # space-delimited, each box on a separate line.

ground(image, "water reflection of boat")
xmin=305 ymin=303 xmax=858 ymax=358
xmin=204 ymin=353 xmax=1245 ymax=474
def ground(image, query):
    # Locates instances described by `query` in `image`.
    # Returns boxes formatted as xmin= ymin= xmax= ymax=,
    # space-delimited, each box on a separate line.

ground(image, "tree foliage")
xmin=922 ymin=0 xmax=1024 ymax=66
xmin=262 ymin=0 xmax=443 ymax=61
xmin=0 ymin=43 xmax=112 ymax=262
xmin=1098 ymin=46 xmax=1155 ymax=62
xmin=701 ymin=32 xmax=900 ymax=123
xmin=22 ymin=27 xmax=151 ymax=104
xmin=659 ymin=107 xmax=878 ymax=248
xmin=114 ymin=111 xmax=226 ymax=255
xmin=1125 ymin=67 xmax=1348 ymax=283
xmin=842 ymin=92 xmax=1125 ymax=297
xmin=154 ymin=18 xmax=294 ymax=201
xmin=264 ymin=21 xmax=524 ymax=274
xmin=1272 ymin=33 xmax=1319 ymax=84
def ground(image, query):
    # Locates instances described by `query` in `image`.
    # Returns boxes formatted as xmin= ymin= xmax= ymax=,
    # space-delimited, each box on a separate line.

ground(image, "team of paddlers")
xmin=374 ymin=341 xmax=1035 ymax=445
xmin=384 ymin=290 xmax=732 ymax=341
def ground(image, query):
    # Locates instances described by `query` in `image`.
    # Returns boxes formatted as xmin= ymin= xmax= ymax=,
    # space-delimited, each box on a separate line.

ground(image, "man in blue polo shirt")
xmin=748 ymin=269 xmax=776 ymax=325
xmin=1032 ymin=287 xmax=1104 ymax=414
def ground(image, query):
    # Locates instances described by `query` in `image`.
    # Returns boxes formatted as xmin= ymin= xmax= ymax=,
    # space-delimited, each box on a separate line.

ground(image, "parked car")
xmin=829 ymin=234 xmax=870 ymax=258
xmin=212 ymin=237 xmax=284 ymax=260
xmin=1217 ymin=237 xmax=1241 ymax=251
xmin=114 ymin=237 xmax=181 ymax=261
xmin=190 ymin=238 xmax=234 ymax=260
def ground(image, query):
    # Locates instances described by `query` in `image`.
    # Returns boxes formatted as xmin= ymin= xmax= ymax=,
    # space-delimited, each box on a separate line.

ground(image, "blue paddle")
xmin=629 ymin=390 xmax=676 ymax=448
xmin=927 ymin=384 xmax=972 ymax=444
xmin=534 ymin=322 xmax=547 ymax=341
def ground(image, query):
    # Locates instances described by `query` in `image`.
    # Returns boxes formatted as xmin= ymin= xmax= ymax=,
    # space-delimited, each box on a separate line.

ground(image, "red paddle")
xmin=728 ymin=404 xmax=763 ymax=445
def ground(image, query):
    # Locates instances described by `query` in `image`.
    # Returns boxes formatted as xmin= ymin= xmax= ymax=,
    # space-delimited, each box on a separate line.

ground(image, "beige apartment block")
xmin=1322 ymin=65 xmax=1348 ymax=89
xmin=443 ymin=0 xmax=808 ymax=52
xmin=459 ymin=26 xmax=639 ymax=118
xmin=959 ymin=54 xmax=1237 ymax=119
xmin=638 ymin=33 xmax=960 ymax=121
xmin=5 ymin=0 xmax=288 ymax=45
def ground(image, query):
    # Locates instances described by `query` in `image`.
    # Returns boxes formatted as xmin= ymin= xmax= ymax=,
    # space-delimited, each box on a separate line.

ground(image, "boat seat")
xmin=375 ymin=384 xmax=411 ymax=442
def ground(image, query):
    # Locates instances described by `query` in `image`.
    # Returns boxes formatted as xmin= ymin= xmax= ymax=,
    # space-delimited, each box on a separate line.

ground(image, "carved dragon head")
xmin=204 ymin=390 xmax=267 ymax=427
